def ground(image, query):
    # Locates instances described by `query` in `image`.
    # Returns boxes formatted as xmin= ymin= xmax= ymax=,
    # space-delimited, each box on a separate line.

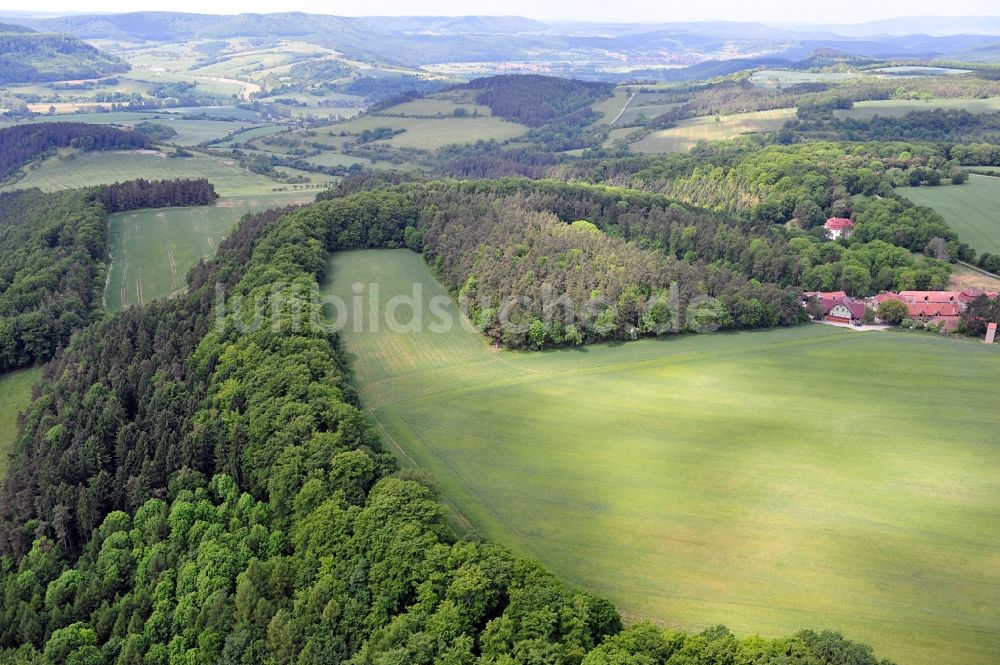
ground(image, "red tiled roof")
xmin=897 ymin=290 xmax=981 ymax=304
xmin=907 ymin=303 xmax=961 ymax=317
xmin=960 ymin=289 xmax=999 ymax=300
xmin=823 ymin=295 xmax=866 ymax=319
xmin=875 ymin=292 xmax=903 ymax=304
xmin=824 ymin=217 xmax=854 ymax=230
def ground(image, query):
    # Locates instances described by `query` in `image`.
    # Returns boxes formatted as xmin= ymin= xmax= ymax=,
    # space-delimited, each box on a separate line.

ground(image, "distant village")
xmin=804 ymin=219 xmax=999 ymax=341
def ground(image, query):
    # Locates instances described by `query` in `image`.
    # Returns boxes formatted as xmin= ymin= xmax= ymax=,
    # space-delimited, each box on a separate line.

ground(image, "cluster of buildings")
xmin=803 ymin=288 xmax=998 ymax=330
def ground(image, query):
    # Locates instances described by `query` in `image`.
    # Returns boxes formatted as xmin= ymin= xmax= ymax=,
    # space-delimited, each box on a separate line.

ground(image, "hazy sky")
xmin=6 ymin=0 xmax=1000 ymax=24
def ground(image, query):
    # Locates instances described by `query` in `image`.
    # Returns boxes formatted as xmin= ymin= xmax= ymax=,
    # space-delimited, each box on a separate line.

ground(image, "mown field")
xmin=324 ymin=248 xmax=1000 ymax=665
xmin=631 ymin=108 xmax=796 ymax=153
xmin=0 ymin=367 xmax=42 ymax=477
xmin=2 ymin=150 xmax=283 ymax=196
xmin=105 ymin=192 xmax=314 ymax=309
xmin=900 ymin=175 xmax=1000 ymax=255
xmin=948 ymin=262 xmax=1000 ymax=290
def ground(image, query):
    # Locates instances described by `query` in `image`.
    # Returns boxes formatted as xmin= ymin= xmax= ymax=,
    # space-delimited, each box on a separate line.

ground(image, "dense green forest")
xmin=0 ymin=29 xmax=128 ymax=84
xmin=0 ymin=189 xmax=894 ymax=664
xmin=785 ymin=108 xmax=1000 ymax=143
xmin=464 ymin=75 xmax=613 ymax=151
xmin=99 ymin=178 xmax=218 ymax=212
xmin=368 ymin=180 xmax=807 ymax=344
xmin=0 ymin=189 xmax=106 ymax=372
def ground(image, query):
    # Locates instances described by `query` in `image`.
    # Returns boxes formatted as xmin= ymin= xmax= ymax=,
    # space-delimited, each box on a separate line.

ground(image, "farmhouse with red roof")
xmin=803 ymin=291 xmax=866 ymax=324
xmin=824 ymin=217 xmax=855 ymax=240
xmin=872 ymin=289 xmax=999 ymax=330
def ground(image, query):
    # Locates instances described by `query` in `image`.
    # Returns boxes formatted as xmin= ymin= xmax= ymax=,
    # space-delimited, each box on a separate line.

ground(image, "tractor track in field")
xmin=609 ymin=92 xmax=636 ymax=127
xmin=167 ymin=246 xmax=179 ymax=289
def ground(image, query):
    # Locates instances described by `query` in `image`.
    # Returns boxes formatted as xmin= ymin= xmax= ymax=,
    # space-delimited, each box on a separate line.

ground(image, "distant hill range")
xmin=0 ymin=23 xmax=128 ymax=84
xmin=1 ymin=12 xmax=999 ymax=71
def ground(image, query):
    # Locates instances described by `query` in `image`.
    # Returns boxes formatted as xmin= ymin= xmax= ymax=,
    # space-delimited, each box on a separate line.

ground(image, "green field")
xmin=3 ymin=150 xmax=281 ymax=196
xmin=631 ymin=108 xmax=796 ymax=153
xmin=106 ymin=193 xmax=315 ymax=309
xmin=750 ymin=69 xmax=861 ymax=88
xmin=0 ymin=112 xmax=268 ymax=146
xmin=376 ymin=97 xmax=493 ymax=117
xmin=317 ymin=113 xmax=529 ymax=151
xmin=0 ymin=367 xmax=42 ymax=477
xmin=835 ymin=97 xmax=1000 ymax=120
xmin=324 ymin=249 xmax=1000 ymax=665
xmin=900 ymin=175 xmax=1000 ymax=255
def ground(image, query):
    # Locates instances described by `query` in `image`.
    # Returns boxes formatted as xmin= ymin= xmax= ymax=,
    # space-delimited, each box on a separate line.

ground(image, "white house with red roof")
xmin=803 ymin=291 xmax=866 ymax=323
xmin=824 ymin=217 xmax=855 ymax=240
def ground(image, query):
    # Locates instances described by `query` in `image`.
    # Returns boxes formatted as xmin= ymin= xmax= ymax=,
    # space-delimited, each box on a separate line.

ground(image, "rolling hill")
xmin=0 ymin=25 xmax=128 ymax=83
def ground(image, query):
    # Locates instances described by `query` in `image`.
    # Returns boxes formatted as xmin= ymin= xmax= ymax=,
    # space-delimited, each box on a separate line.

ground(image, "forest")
xmin=99 ymin=178 xmax=218 ymax=212
xmin=0 ymin=29 xmax=128 ymax=84
xmin=785 ymin=108 xmax=1000 ymax=144
xmin=0 ymin=188 xmax=894 ymax=664
xmin=0 ymin=189 xmax=106 ymax=372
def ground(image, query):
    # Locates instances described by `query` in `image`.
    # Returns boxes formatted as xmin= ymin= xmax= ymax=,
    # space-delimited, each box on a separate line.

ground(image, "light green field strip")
xmin=900 ymin=175 xmax=1000 ymax=256
xmin=0 ymin=367 xmax=42 ymax=477
xmin=835 ymin=97 xmax=1000 ymax=120
xmin=325 ymin=248 xmax=1000 ymax=665
xmin=105 ymin=193 xmax=315 ymax=310
xmin=631 ymin=108 xmax=796 ymax=153
xmin=3 ymin=151 xmax=280 ymax=197
xmin=0 ymin=112 xmax=270 ymax=146
xmin=319 ymin=113 xmax=529 ymax=150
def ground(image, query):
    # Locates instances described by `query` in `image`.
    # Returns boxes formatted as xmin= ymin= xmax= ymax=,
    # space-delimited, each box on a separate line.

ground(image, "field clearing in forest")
xmin=631 ymin=108 xmax=796 ymax=153
xmin=2 ymin=150 xmax=282 ymax=196
xmin=0 ymin=367 xmax=42 ymax=477
xmin=324 ymin=248 xmax=1000 ymax=665
xmin=105 ymin=193 xmax=314 ymax=309
xmin=835 ymin=97 xmax=1000 ymax=120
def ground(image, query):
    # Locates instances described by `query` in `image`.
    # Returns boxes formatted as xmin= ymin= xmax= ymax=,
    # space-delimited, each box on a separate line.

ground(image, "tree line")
xmin=99 ymin=178 xmax=218 ymax=212
xmin=0 ymin=190 xmax=893 ymax=664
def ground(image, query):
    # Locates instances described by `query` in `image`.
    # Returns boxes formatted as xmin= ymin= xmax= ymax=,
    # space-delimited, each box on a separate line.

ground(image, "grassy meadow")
xmin=631 ymin=108 xmax=796 ymax=153
xmin=0 ymin=367 xmax=42 ymax=477
xmin=835 ymin=97 xmax=1000 ymax=120
xmin=323 ymin=113 xmax=528 ymax=151
xmin=900 ymin=175 xmax=1000 ymax=255
xmin=324 ymin=249 xmax=1000 ymax=665
xmin=3 ymin=150 xmax=281 ymax=197
xmin=105 ymin=193 xmax=315 ymax=309
xmin=0 ymin=111 xmax=267 ymax=146
xmin=749 ymin=69 xmax=862 ymax=87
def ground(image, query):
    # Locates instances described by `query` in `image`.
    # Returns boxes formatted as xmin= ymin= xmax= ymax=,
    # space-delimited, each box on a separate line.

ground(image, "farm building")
xmin=824 ymin=217 xmax=854 ymax=239
xmin=872 ymin=289 xmax=999 ymax=330
xmin=804 ymin=291 xmax=866 ymax=323
xmin=897 ymin=289 xmax=997 ymax=306
xmin=906 ymin=303 xmax=962 ymax=330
